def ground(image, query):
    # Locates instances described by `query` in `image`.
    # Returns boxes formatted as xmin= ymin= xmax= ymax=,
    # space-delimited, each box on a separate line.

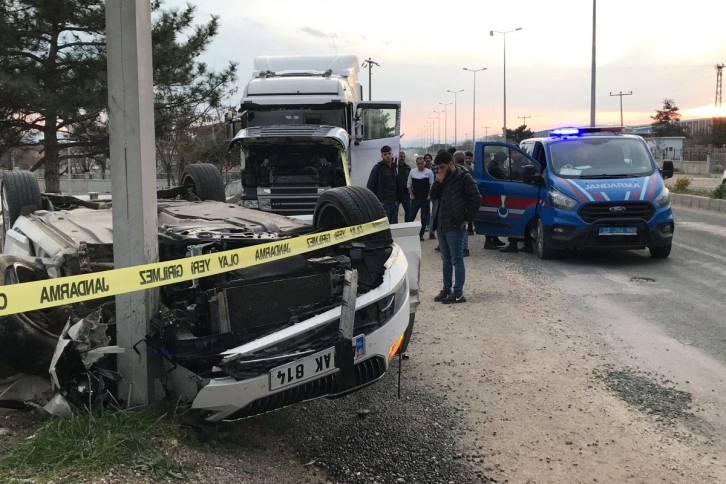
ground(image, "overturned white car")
xmin=0 ymin=164 xmax=415 ymax=421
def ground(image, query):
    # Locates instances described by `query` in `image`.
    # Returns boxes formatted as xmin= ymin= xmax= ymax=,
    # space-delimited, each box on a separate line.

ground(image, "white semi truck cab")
xmin=226 ymin=54 xmax=401 ymax=215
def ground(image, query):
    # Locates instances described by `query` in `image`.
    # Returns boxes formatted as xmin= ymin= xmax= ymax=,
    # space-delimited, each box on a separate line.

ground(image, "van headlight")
xmin=654 ymin=187 xmax=670 ymax=208
xmin=548 ymin=188 xmax=578 ymax=210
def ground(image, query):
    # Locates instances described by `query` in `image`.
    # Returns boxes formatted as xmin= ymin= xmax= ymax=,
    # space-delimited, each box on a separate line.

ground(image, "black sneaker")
xmin=442 ymin=293 xmax=466 ymax=304
xmin=434 ymin=246 xmax=440 ymax=252
xmin=463 ymin=249 xmax=470 ymax=257
xmin=429 ymin=233 xmax=436 ymax=240
xmin=467 ymin=229 xmax=475 ymax=235
xmin=499 ymin=243 xmax=518 ymax=253
xmin=434 ymin=290 xmax=451 ymax=302
xmin=419 ymin=235 xmax=424 ymax=241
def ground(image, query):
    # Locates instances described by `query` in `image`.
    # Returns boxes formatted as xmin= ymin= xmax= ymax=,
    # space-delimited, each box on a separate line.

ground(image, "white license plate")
xmin=598 ymin=226 xmax=637 ymax=236
xmin=269 ymin=335 xmax=365 ymax=391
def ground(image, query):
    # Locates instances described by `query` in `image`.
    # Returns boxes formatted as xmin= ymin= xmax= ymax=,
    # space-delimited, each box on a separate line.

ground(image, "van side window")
xmin=483 ymin=146 xmax=531 ymax=182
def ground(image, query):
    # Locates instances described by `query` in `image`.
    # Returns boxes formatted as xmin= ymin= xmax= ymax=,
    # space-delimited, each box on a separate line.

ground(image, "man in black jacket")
xmin=366 ymin=145 xmax=399 ymax=224
xmin=430 ymin=151 xmax=481 ymax=304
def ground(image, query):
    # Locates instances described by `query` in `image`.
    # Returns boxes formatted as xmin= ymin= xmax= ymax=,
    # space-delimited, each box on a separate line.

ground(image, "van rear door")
xmin=472 ymin=142 xmax=542 ymax=240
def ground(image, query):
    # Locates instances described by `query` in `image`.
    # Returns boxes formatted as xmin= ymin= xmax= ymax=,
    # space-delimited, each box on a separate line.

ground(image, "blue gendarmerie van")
xmin=472 ymin=126 xmax=675 ymax=259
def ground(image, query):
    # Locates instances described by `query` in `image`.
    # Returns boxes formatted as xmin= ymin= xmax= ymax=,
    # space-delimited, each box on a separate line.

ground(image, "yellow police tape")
xmin=0 ymin=217 xmax=390 ymax=317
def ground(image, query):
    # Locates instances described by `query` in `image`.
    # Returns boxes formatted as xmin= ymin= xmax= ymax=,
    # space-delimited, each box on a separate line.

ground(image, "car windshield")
xmin=548 ymin=138 xmax=655 ymax=178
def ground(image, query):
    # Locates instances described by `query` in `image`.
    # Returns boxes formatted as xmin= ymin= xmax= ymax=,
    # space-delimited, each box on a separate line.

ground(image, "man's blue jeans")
xmin=439 ymin=228 xmax=466 ymax=297
xmin=408 ymin=197 xmax=430 ymax=235
xmin=382 ymin=202 xmax=397 ymax=224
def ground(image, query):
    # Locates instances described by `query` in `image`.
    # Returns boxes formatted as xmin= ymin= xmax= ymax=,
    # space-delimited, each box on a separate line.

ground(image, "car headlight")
xmin=377 ymin=278 xmax=408 ymax=324
xmin=548 ymin=188 xmax=578 ymax=210
xmin=653 ymin=186 xmax=670 ymax=208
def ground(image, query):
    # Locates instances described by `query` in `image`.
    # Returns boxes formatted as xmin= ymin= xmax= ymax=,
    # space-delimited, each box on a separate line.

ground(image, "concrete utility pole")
xmin=106 ymin=0 xmax=161 ymax=406
xmin=362 ymin=58 xmax=379 ymax=101
xmin=518 ymin=115 xmax=531 ymax=126
xmin=447 ymin=89 xmax=464 ymax=147
xmin=609 ymin=91 xmax=632 ymax=126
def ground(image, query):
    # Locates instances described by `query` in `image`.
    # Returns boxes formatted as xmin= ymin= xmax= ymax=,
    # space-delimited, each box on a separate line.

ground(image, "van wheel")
xmin=534 ymin=218 xmax=557 ymax=260
xmin=313 ymin=186 xmax=393 ymax=246
xmin=1 ymin=171 xmax=42 ymax=235
xmin=649 ymin=243 xmax=671 ymax=259
xmin=181 ymin=163 xmax=226 ymax=202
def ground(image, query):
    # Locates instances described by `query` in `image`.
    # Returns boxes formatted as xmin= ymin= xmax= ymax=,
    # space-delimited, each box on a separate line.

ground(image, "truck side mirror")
xmin=353 ymin=117 xmax=363 ymax=145
xmin=660 ymin=160 xmax=674 ymax=179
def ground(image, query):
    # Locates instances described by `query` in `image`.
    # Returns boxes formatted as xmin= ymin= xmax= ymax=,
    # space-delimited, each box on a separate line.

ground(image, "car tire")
xmin=181 ymin=163 xmax=226 ymax=202
xmin=649 ymin=243 xmax=671 ymax=258
xmin=313 ymin=186 xmax=393 ymax=246
xmin=1 ymin=170 xmax=42 ymax=234
xmin=534 ymin=218 xmax=557 ymax=260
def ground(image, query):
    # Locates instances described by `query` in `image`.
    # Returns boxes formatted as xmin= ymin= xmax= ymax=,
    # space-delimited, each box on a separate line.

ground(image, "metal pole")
xmin=439 ymin=102 xmax=451 ymax=147
xmin=67 ymin=159 xmax=71 ymax=195
xmin=590 ymin=0 xmax=597 ymax=126
xmin=491 ymin=28 xmax=522 ymax=143
xmin=447 ymin=89 xmax=464 ymax=147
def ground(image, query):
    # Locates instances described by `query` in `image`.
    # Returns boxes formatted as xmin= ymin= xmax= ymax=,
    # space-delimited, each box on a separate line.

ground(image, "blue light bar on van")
xmin=550 ymin=126 xmax=625 ymax=138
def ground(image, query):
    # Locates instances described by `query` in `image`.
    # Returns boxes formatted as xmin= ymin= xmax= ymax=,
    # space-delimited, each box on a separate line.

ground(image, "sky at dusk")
xmin=166 ymin=0 xmax=726 ymax=145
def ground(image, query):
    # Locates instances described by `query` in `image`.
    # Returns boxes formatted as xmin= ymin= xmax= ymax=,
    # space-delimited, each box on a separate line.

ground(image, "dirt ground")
xmin=3 ymin=232 xmax=726 ymax=483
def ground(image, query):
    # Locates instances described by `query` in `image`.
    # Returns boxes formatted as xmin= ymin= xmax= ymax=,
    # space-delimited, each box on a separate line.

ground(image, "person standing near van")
xmin=396 ymin=151 xmax=412 ymax=222
xmin=366 ymin=145 xmax=399 ymax=224
xmin=453 ymin=150 xmax=472 ymax=257
xmin=407 ymin=156 xmax=434 ymax=239
xmin=464 ymin=151 xmax=476 ymax=235
xmin=430 ymin=151 xmax=480 ymax=304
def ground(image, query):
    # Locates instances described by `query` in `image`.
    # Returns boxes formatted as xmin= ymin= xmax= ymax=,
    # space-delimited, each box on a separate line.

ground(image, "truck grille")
xmin=223 ymin=356 xmax=386 ymax=420
xmin=579 ymin=202 xmax=654 ymax=222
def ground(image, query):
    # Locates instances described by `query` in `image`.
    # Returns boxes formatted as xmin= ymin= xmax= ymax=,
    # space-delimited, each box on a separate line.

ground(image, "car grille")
xmin=579 ymin=202 xmax=654 ymax=222
xmin=222 ymin=356 xmax=386 ymax=420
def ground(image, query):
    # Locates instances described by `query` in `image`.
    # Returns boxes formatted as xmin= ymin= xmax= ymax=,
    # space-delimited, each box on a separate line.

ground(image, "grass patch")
xmin=0 ymin=407 xmax=191 ymax=481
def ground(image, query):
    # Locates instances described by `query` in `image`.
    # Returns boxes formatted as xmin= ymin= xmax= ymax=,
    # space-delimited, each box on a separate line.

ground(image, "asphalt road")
xmin=532 ymin=204 xmax=726 ymax=438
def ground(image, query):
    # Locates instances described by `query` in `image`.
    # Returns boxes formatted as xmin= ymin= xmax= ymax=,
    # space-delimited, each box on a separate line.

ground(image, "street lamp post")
xmin=447 ymin=89 xmax=464 ymax=147
xmin=433 ymin=111 xmax=443 ymax=149
xmin=439 ymin=102 xmax=452 ymax=147
xmin=490 ymin=27 xmax=522 ymax=143
xmin=482 ymin=126 xmax=490 ymax=141
xmin=463 ymin=67 xmax=487 ymax=143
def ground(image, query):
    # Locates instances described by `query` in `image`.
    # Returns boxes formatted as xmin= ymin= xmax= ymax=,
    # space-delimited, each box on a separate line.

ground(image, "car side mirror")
xmin=660 ymin=160 xmax=674 ymax=179
xmin=522 ymin=164 xmax=540 ymax=185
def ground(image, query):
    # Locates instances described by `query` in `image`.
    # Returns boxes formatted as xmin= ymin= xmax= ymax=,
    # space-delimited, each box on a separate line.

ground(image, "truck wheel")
xmin=313 ymin=186 xmax=393 ymax=246
xmin=649 ymin=243 xmax=671 ymax=258
xmin=534 ymin=218 xmax=557 ymax=260
xmin=181 ymin=163 xmax=226 ymax=202
xmin=1 ymin=170 xmax=42 ymax=234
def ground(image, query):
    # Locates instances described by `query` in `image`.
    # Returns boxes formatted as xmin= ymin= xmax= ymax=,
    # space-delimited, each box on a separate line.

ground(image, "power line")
xmin=361 ymin=58 xmax=380 ymax=101
xmin=517 ymin=115 xmax=531 ymax=126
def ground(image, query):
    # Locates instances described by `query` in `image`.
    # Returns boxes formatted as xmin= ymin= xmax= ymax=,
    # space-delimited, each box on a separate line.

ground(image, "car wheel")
xmin=649 ymin=243 xmax=671 ymax=259
xmin=181 ymin=163 xmax=226 ymax=202
xmin=1 ymin=170 xmax=42 ymax=236
xmin=313 ymin=186 xmax=393 ymax=246
xmin=534 ymin=218 xmax=557 ymax=260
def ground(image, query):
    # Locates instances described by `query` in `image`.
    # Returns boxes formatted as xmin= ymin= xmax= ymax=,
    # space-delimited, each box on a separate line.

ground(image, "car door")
xmin=472 ymin=142 xmax=542 ymax=239
xmin=349 ymin=102 xmax=401 ymax=188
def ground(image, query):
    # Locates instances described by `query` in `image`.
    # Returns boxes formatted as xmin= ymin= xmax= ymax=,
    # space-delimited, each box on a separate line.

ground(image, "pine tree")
xmin=650 ymin=99 xmax=687 ymax=137
xmin=0 ymin=0 xmax=237 ymax=192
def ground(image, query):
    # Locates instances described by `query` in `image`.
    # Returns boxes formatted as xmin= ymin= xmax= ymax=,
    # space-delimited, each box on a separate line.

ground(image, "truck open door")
xmin=350 ymin=102 xmax=401 ymax=187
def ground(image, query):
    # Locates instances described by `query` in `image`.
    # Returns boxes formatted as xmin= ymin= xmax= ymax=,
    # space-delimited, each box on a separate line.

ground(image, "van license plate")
xmin=598 ymin=226 xmax=637 ymax=236
xmin=269 ymin=336 xmax=365 ymax=391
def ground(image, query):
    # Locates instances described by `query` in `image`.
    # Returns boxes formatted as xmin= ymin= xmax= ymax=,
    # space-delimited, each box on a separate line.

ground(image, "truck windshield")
xmin=548 ymin=138 xmax=655 ymax=179
xmin=247 ymin=105 xmax=347 ymax=130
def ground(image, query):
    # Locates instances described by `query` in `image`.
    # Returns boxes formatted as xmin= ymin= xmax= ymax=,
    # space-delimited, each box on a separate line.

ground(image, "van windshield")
xmin=548 ymin=138 xmax=655 ymax=179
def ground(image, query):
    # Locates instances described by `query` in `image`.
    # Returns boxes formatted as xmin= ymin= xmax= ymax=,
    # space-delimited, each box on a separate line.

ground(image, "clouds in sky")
xmin=163 ymin=0 xmax=726 ymax=142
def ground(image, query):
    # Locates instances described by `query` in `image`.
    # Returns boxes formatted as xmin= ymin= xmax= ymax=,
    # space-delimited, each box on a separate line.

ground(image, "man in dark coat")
xmin=396 ymin=150 xmax=412 ymax=222
xmin=366 ymin=145 xmax=399 ymax=224
xmin=429 ymin=151 xmax=481 ymax=304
